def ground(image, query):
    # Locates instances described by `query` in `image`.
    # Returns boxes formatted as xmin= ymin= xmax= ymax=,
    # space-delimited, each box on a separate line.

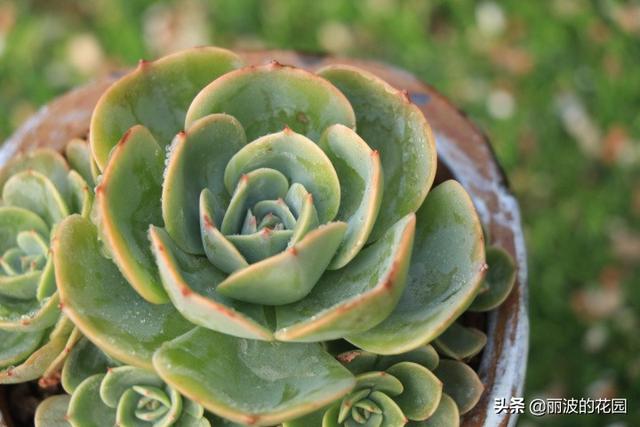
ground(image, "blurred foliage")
xmin=0 ymin=0 xmax=639 ymax=425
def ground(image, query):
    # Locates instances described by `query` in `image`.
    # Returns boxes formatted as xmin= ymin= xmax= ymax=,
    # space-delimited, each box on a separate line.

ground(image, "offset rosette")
xmin=0 ymin=140 xmax=94 ymax=384
xmin=35 ymin=340 xmax=210 ymax=426
xmin=292 ymin=345 xmax=484 ymax=427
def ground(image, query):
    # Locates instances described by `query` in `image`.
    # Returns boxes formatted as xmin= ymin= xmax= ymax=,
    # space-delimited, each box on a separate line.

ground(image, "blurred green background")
xmin=0 ymin=0 xmax=638 ymax=425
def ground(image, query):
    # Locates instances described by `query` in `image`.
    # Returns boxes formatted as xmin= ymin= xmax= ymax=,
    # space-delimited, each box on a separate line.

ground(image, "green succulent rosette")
xmin=35 ymin=338 xmax=211 ymax=426
xmin=0 ymin=140 xmax=94 ymax=385
xmin=51 ymin=47 xmax=491 ymax=425
xmin=286 ymin=345 xmax=484 ymax=427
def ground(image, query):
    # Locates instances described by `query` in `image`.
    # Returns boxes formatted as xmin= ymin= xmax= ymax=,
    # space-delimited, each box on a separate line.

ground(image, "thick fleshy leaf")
xmin=41 ymin=326 xmax=82 ymax=386
xmin=285 ymin=183 xmax=319 ymax=245
xmin=36 ymin=257 xmax=57 ymax=301
xmin=0 ymin=271 xmax=41 ymax=300
xmin=100 ymin=365 xmax=164 ymax=407
xmin=319 ymin=124 xmax=383 ymax=269
xmin=282 ymin=406 xmax=328 ymax=427
xmin=375 ymin=345 xmax=440 ymax=372
xmin=95 ymin=125 xmax=167 ymax=303
xmin=469 ymin=246 xmax=516 ymax=312
xmin=35 ymin=395 xmax=72 ymax=427
xmin=0 ymin=148 xmax=71 ymax=204
xmin=3 ymin=170 xmax=69 ymax=226
xmin=336 ymin=350 xmax=379 ymax=375
xmin=67 ymin=374 xmax=116 ymax=426
xmin=355 ymin=371 xmax=403 ymax=396
xmin=153 ymin=327 xmax=356 ymax=426
xmin=386 ymin=362 xmax=442 ymax=421
xmin=224 ymin=129 xmax=341 ymax=224
xmin=53 ymin=215 xmax=193 ymax=370
xmin=0 ymin=316 xmax=72 ymax=384
xmin=0 ymin=206 xmax=49 ymax=253
xmin=162 ymin=114 xmax=246 ymax=253
xmin=347 ymin=181 xmax=485 ymax=354
xmin=318 ymin=65 xmax=437 ymax=241
xmin=186 ymin=62 xmax=356 ymax=143
xmin=408 ymin=394 xmax=459 ymax=427
xmin=149 ymin=226 xmax=273 ymax=340
xmin=368 ymin=391 xmax=407 ymax=426
xmin=68 ymin=170 xmax=93 ymax=218
xmin=62 ymin=337 xmax=114 ymax=394
xmin=0 ymin=292 xmax=60 ymax=332
xmin=91 ymin=47 xmax=243 ymax=169
xmin=216 ymin=222 xmax=347 ymax=305
xmin=65 ymin=138 xmax=95 ymax=187
xmin=433 ymin=323 xmax=487 ymax=360
xmin=434 ymin=360 xmax=483 ymax=415
xmin=275 ymin=214 xmax=415 ymax=342
xmin=200 ymin=189 xmax=249 ymax=274
xmin=0 ymin=328 xmax=46 ymax=368
xmin=227 ymin=229 xmax=294 ymax=263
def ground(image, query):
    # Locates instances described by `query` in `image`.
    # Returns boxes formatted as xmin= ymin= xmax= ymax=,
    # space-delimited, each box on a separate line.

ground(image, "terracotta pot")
xmin=0 ymin=50 xmax=528 ymax=427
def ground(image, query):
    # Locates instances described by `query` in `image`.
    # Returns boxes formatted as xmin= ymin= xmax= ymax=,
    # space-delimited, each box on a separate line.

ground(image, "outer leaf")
xmin=274 ymin=214 xmax=415 ymax=342
xmin=0 ymin=292 xmax=60 ymax=332
xmin=65 ymin=138 xmax=95 ymax=187
xmin=35 ymin=395 xmax=72 ymax=427
xmin=162 ymin=114 xmax=246 ymax=254
xmin=408 ymin=394 xmax=459 ymax=427
xmin=0 ymin=206 xmax=49 ymax=253
xmin=149 ymin=225 xmax=273 ymax=340
xmin=67 ymin=170 xmax=93 ymax=218
xmin=153 ymin=328 xmax=356 ymax=426
xmin=0 ymin=271 xmax=41 ymax=300
xmin=3 ymin=170 xmax=69 ymax=227
xmin=319 ymin=124 xmax=383 ymax=269
xmin=186 ymin=62 xmax=356 ymax=144
xmin=318 ymin=65 xmax=437 ymax=241
xmin=67 ymin=374 xmax=116 ymax=426
xmin=0 ymin=328 xmax=46 ymax=368
xmin=62 ymin=337 xmax=114 ymax=394
xmin=95 ymin=125 xmax=167 ymax=303
xmin=375 ymin=345 xmax=440 ymax=372
xmin=469 ymin=246 xmax=516 ymax=312
xmin=216 ymin=222 xmax=347 ymax=305
xmin=0 ymin=317 xmax=71 ymax=384
xmin=434 ymin=360 xmax=483 ymax=415
xmin=433 ymin=323 xmax=487 ymax=360
xmin=355 ymin=371 xmax=403 ymax=396
xmin=386 ymin=362 xmax=442 ymax=421
xmin=91 ymin=47 xmax=243 ymax=169
xmin=347 ymin=181 xmax=485 ymax=354
xmin=0 ymin=148 xmax=71 ymax=204
xmin=54 ymin=215 xmax=193 ymax=370
xmin=224 ymin=129 xmax=341 ymax=224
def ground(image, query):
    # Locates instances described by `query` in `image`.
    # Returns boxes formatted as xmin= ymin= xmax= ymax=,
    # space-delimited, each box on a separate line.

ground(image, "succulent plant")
xmin=0 ymin=46 xmax=519 ymax=426
xmin=0 ymin=140 xmax=94 ymax=386
xmin=35 ymin=338 xmax=211 ymax=426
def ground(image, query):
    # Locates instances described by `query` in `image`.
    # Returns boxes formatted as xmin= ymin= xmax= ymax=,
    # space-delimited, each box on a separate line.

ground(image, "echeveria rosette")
xmin=35 ymin=339 xmax=211 ymax=426
xmin=53 ymin=46 xmax=488 ymax=425
xmin=0 ymin=140 xmax=94 ymax=384
xmin=298 ymin=345 xmax=484 ymax=427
